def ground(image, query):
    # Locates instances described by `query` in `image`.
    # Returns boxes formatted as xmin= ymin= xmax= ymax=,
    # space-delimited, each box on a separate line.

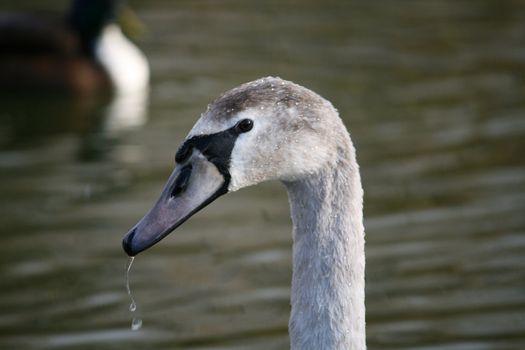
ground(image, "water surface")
xmin=1 ymin=1 xmax=524 ymax=349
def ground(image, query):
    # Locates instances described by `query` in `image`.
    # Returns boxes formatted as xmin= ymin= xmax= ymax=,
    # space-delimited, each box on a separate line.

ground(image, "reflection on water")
xmin=1 ymin=1 xmax=525 ymax=349
xmin=0 ymin=83 xmax=149 ymax=161
xmin=103 ymin=89 xmax=149 ymax=135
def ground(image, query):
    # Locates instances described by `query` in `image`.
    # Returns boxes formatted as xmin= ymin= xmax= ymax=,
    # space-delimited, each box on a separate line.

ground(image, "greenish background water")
xmin=1 ymin=1 xmax=524 ymax=349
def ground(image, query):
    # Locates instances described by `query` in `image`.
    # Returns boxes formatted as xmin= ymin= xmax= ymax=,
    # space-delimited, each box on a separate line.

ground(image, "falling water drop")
xmin=126 ymin=256 xmax=142 ymax=331
xmin=131 ymin=317 xmax=143 ymax=331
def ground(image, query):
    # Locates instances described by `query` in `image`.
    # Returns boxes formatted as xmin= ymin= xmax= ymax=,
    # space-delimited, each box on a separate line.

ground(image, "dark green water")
xmin=1 ymin=1 xmax=524 ymax=349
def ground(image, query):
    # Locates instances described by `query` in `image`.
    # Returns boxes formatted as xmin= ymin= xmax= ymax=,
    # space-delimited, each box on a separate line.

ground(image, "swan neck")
xmin=285 ymin=148 xmax=366 ymax=349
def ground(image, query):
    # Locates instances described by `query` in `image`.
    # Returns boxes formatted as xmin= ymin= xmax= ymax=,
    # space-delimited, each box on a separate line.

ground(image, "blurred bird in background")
xmin=0 ymin=0 xmax=149 ymax=95
xmin=0 ymin=0 xmax=150 ymax=154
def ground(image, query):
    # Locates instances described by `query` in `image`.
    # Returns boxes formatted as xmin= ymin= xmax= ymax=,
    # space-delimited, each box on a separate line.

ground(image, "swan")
xmin=122 ymin=77 xmax=366 ymax=349
xmin=0 ymin=0 xmax=148 ymax=94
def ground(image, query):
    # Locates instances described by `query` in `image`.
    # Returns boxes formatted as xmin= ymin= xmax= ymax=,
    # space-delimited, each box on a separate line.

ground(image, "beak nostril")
xmin=175 ymin=141 xmax=193 ymax=164
xmin=171 ymin=164 xmax=193 ymax=198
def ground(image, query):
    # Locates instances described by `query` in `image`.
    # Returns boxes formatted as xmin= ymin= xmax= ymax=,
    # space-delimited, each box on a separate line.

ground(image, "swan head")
xmin=123 ymin=77 xmax=346 ymax=256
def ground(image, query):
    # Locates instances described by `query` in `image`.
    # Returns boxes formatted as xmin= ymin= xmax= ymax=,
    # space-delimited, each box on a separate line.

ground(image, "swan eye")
xmin=235 ymin=119 xmax=253 ymax=133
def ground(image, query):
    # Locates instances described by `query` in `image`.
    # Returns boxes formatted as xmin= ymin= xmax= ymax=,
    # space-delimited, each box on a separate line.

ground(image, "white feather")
xmin=95 ymin=24 xmax=149 ymax=94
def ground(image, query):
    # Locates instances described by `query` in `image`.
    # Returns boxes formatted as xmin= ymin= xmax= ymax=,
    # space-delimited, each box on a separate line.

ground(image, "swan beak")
xmin=122 ymin=152 xmax=228 ymax=256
